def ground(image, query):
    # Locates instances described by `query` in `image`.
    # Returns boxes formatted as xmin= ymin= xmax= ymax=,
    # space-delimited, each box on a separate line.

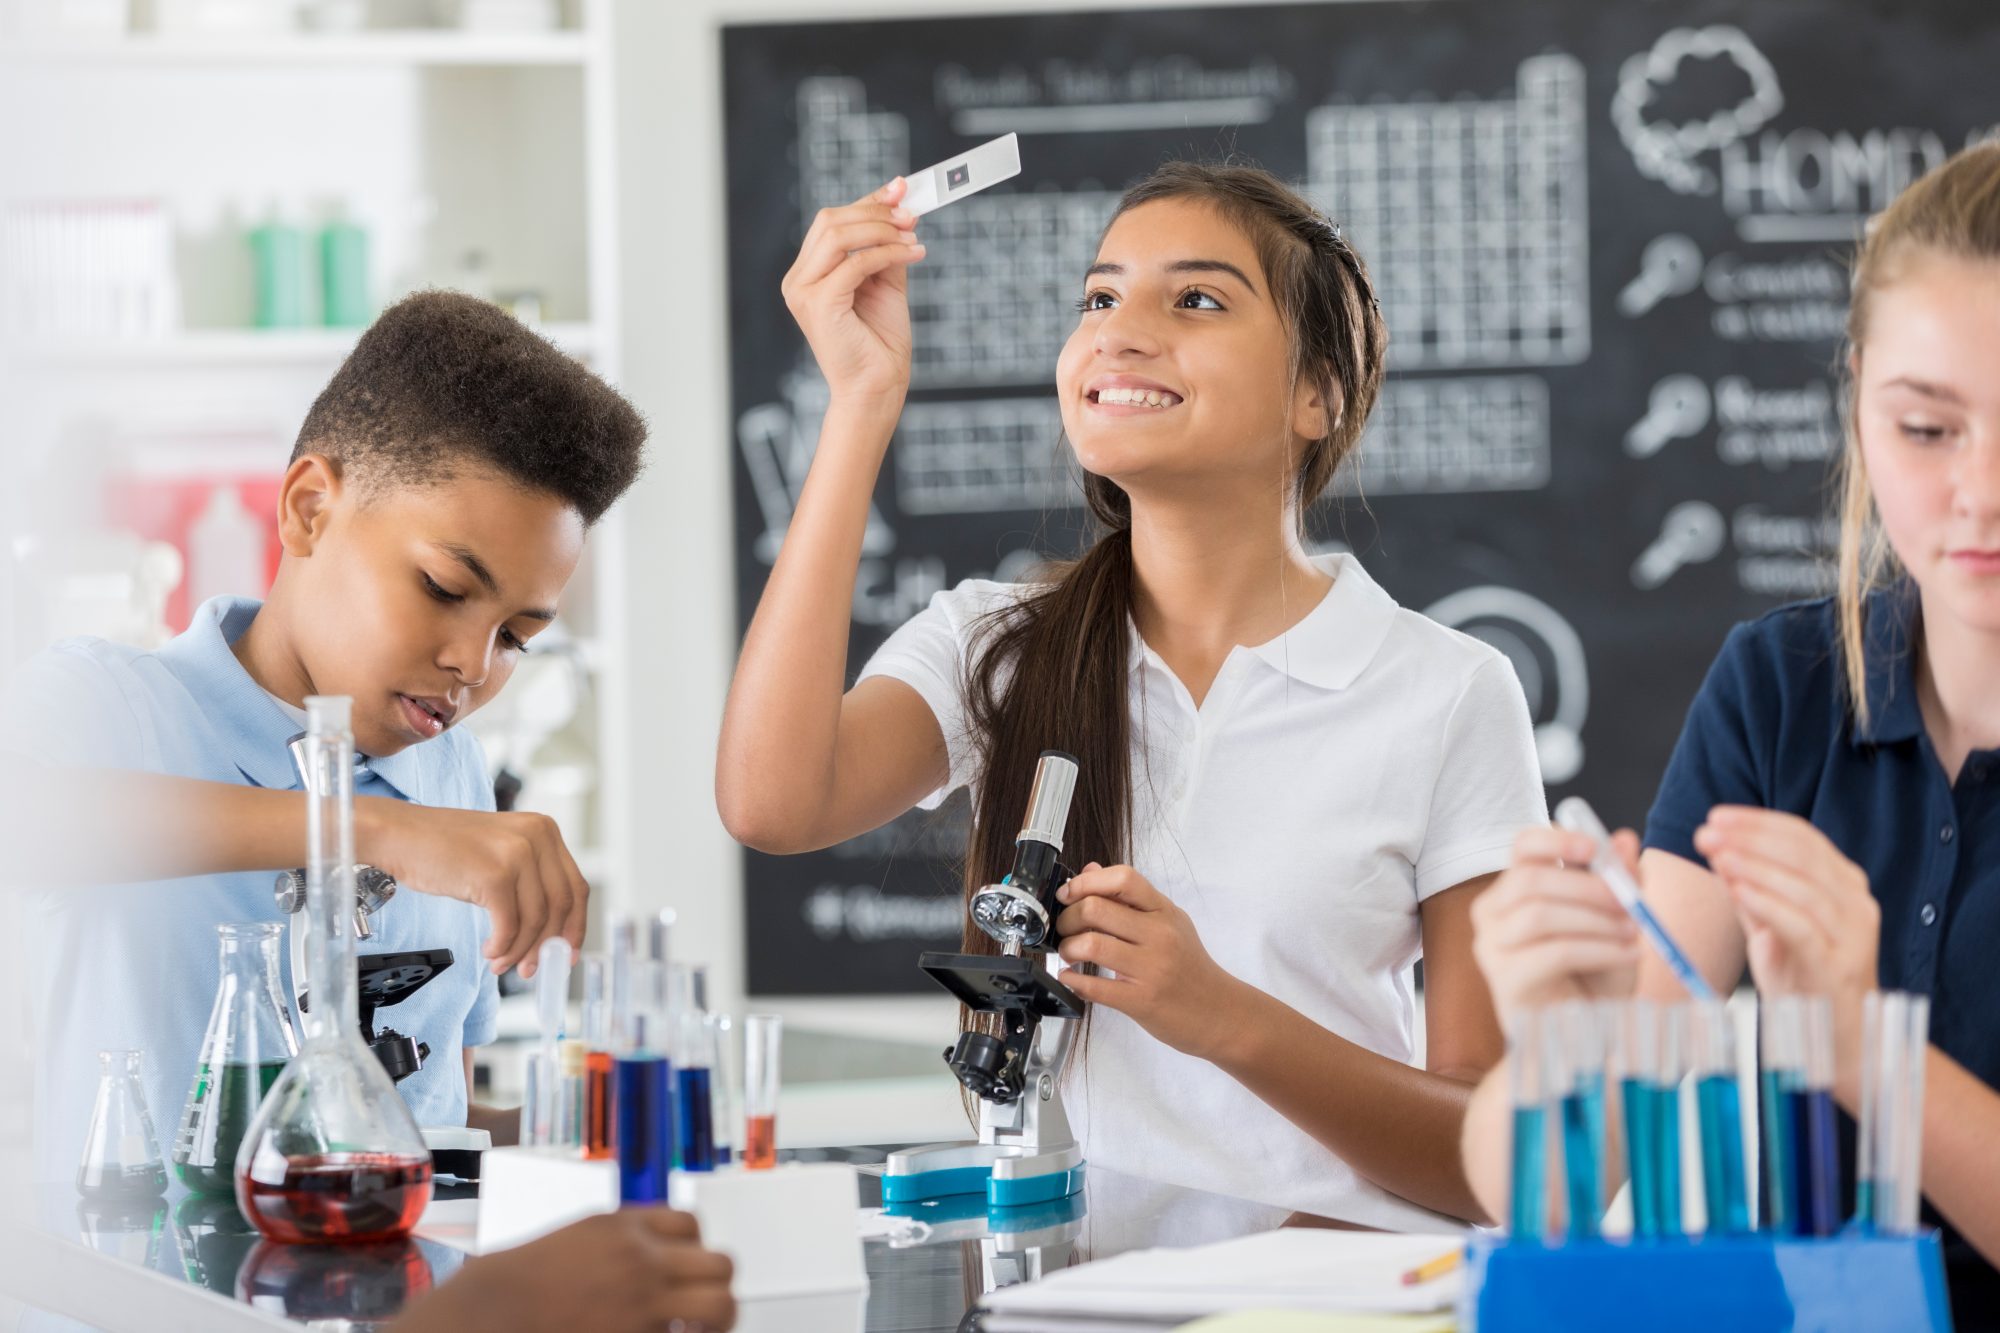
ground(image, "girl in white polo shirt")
xmin=717 ymin=161 xmax=1547 ymax=1227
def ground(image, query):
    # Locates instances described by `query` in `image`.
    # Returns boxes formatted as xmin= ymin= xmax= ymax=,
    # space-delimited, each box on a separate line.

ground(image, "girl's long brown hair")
xmin=949 ymin=162 xmax=1388 ymax=1066
xmin=1835 ymin=140 xmax=2000 ymax=727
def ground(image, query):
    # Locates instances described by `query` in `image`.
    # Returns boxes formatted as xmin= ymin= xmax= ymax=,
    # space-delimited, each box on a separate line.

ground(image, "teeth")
xmin=1096 ymin=386 xmax=1181 ymax=407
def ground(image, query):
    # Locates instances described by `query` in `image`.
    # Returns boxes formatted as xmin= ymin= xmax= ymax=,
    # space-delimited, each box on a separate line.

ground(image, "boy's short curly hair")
xmin=293 ymin=290 xmax=646 ymax=524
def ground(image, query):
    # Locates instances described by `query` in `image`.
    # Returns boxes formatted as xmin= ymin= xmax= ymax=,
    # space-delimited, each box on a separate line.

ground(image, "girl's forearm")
xmin=715 ymin=401 xmax=898 ymax=850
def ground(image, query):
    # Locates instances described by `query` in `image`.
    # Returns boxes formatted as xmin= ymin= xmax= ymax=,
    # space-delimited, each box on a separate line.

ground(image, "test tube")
xmin=671 ymin=964 xmax=717 ymax=1172
xmin=1506 ymin=1010 xmax=1552 ymax=1243
xmin=1758 ymin=996 xmax=1803 ymax=1235
xmin=1868 ymin=991 xmax=1931 ymax=1235
xmin=1656 ymin=1004 xmax=1686 ymax=1237
xmin=524 ymin=937 xmax=571 ymax=1150
xmin=1615 ymin=1000 xmax=1664 ymax=1240
xmin=558 ymin=1039 xmax=587 ymax=1150
xmin=1691 ymin=999 xmax=1750 ymax=1235
xmin=582 ymin=952 xmax=616 ymax=1161
xmin=1855 ymin=992 xmax=1883 ymax=1228
xmin=1555 ymin=1002 xmax=1607 ymax=1240
xmin=1795 ymin=996 xmax=1840 ymax=1236
xmin=710 ymin=1012 xmax=740 ymax=1166
xmin=743 ymin=1014 xmax=783 ymax=1170
xmin=615 ymin=958 xmax=675 ymax=1203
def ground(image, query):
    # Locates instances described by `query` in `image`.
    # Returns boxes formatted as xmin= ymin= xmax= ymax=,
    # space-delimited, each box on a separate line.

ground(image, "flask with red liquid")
xmin=235 ymin=696 xmax=433 ymax=1244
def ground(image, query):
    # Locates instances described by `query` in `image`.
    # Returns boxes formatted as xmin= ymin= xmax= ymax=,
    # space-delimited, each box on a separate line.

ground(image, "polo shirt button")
xmin=1921 ymin=904 xmax=1939 ymax=927
xmin=1941 ymin=824 xmax=1956 ymax=844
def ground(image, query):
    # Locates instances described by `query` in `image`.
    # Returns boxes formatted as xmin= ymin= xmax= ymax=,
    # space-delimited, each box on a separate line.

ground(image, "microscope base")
xmin=882 ymin=1140 xmax=1084 ymax=1207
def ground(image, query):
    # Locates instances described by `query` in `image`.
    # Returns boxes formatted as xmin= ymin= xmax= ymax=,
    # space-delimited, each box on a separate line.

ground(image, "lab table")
xmin=5 ymin=1147 xmax=1328 ymax=1332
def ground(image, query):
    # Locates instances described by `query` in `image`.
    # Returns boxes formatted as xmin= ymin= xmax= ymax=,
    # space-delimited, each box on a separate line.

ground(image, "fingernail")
xmin=890 ymin=207 xmax=913 ymax=223
xmin=1056 ymin=885 xmax=1072 ymax=902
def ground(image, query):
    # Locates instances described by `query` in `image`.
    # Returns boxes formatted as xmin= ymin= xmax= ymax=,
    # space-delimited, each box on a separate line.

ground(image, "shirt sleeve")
xmin=1644 ymin=623 xmax=1772 ymax=868
xmin=461 ymin=962 xmax=501 ymax=1049
xmin=0 ymin=644 xmax=151 ymax=770
xmin=856 ymin=585 xmax=986 ymax=811
xmin=1414 ymin=654 xmax=1551 ymax=900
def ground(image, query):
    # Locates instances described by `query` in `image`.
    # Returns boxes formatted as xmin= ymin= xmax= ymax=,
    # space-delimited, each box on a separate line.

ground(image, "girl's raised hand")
xmin=1469 ymin=825 xmax=1643 ymax=1026
xmin=1053 ymin=863 xmax=1247 ymax=1062
xmin=779 ymin=177 xmax=926 ymax=411
xmin=1694 ymin=806 xmax=1879 ymax=1002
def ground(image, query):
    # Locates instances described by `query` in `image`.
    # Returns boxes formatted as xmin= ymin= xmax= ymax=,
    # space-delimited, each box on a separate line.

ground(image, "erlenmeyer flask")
xmin=77 ymin=1049 xmax=169 ymax=1202
xmin=173 ymin=922 xmax=298 ymax=1192
xmin=234 ymin=696 xmax=433 ymax=1245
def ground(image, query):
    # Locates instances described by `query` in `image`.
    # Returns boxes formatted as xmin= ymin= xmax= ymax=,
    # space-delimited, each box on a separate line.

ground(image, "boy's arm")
xmin=0 ymin=764 xmax=585 ymax=976
xmin=465 ymin=1048 xmax=520 ymax=1147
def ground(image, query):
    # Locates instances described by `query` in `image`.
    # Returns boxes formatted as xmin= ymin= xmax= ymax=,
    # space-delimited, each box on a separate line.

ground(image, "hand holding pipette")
xmin=1470 ymin=824 xmax=1645 ymax=1024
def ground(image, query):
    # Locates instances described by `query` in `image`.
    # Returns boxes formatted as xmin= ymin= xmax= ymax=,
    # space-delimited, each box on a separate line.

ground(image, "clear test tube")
xmin=1506 ymin=1009 xmax=1552 ymax=1243
xmin=1615 ymin=999 xmax=1663 ymax=1240
xmin=743 ymin=1014 xmax=783 ymax=1170
xmin=521 ymin=1047 xmax=553 ymax=1148
xmin=558 ymin=1040 xmax=587 ymax=1150
xmin=1758 ymin=996 xmax=1805 ymax=1236
xmin=1871 ymin=992 xmax=1931 ymax=1235
xmin=1691 ymin=998 xmax=1750 ymax=1235
xmin=582 ymin=953 xmax=616 ymax=1160
xmin=709 ymin=1012 xmax=740 ymax=1166
xmin=1556 ymin=1001 xmax=1607 ymax=1240
xmin=1796 ymin=996 xmax=1840 ymax=1236
xmin=1856 ymin=992 xmax=1883 ymax=1229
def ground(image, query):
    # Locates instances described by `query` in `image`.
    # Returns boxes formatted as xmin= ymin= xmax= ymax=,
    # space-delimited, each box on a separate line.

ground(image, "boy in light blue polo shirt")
xmin=1 ymin=291 xmax=646 ymax=1181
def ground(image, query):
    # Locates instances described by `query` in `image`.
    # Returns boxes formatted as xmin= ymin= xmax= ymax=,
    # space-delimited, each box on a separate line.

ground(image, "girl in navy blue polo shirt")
xmin=1461 ymin=140 xmax=2000 ymax=1322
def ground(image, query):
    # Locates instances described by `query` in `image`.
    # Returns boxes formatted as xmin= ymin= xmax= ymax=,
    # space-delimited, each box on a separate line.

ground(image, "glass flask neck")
xmin=303 ymin=697 xmax=358 ymax=1047
xmin=217 ymin=922 xmax=284 ymax=972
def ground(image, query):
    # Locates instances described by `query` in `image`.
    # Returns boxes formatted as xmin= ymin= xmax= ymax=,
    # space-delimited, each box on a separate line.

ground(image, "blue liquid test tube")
xmin=1616 ymin=1000 xmax=1663 ymax=1239
xmin=1655 ymin=1004 xmax=1686 ymax=1236
xmin=670 ymin=964 xmax=716 ymax=1173
xmin=1507 ymin=1010 xmax=1552 ymax=1243
xmin=1692 ymin=999 xmax=1750 ymax=1235
xmin=1556 ymin=1002 xmax=1606 ymax=1240
xmin=1758 ymin=995 xmax=1803 ymax=1235
xmin=615 ymin=958 xmax=676 ymax=1204
xmin=1795 ymin=997 xmax=1841 ymax=1237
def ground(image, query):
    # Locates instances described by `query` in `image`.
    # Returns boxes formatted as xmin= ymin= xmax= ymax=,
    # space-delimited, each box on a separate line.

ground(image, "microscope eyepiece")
xmin=1017 ymin=751 xmax=1078 ymax=851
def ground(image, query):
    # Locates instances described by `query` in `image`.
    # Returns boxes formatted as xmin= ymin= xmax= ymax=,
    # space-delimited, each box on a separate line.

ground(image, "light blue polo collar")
xmin=153 ymin=596 xmax=442 ymax=804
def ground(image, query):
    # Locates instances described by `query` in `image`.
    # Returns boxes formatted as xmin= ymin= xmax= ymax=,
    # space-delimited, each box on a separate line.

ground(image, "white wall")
xmin=606 ymin=0 xmax=1340 ymax=1037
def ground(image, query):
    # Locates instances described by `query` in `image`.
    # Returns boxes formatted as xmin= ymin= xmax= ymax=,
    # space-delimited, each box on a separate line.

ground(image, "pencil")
xmin=1400 ymin=1247 xmax=1463 ymax=1285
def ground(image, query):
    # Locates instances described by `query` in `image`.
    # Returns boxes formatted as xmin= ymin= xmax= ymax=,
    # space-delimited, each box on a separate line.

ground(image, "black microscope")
xmin=883 ymin=750 xmax=1089 ymax=1209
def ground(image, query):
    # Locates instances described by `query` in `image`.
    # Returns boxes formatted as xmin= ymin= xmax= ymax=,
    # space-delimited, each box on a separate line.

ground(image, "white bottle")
xmin=187 ymin=485 xmax=264 ymax=608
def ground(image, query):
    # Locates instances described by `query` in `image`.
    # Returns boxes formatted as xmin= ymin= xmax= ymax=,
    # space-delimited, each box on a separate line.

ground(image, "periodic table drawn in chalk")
xmin=1346 ymin=375 xmax=1551 ymax=496
xmin=893 ymin=398 xmax=1072 ymax=516
xmin=1306 ymin=54 xmax=1591 ymax=372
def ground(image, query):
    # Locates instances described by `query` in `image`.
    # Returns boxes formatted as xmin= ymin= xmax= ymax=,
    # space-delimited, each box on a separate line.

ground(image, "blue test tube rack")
xmin=1463 ymin=1231 xmax=1951 ymax=1332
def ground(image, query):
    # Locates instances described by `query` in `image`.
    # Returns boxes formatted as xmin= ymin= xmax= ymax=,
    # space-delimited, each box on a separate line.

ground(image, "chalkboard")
xmin=722 ymin=0 xmax=2000 ymax=995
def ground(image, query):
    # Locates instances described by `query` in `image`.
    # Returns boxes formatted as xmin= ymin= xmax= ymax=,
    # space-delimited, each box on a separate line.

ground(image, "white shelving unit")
xmin=0 ymin=29 xmax=593 ymax=65
xmin=4 ymin=2 xmax=628 ymax=954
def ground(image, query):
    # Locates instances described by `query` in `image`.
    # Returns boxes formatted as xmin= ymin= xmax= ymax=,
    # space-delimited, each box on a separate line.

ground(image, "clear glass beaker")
xmin=78 ymin=1049 xmax=169 ymax=1202
xmin=173 ymin=922 xmax=299 ymax=1193
xmin=234 ymin=696 xmax=433 ymax=1245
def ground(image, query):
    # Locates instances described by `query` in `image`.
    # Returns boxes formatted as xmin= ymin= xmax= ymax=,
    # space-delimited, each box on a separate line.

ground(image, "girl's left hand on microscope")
xmin=1054 ymin=863 xmax=1250 ymax=1061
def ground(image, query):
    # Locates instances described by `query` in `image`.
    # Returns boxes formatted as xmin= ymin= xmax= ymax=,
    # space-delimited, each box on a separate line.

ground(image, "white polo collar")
xmin=1126 ymin=552 xmax=1399 ymax=693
